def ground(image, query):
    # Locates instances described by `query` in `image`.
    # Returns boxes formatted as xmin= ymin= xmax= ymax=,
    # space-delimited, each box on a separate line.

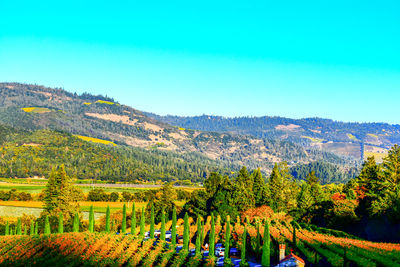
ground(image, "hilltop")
xmin=147 ymin=114 xmax=400 ymax=161
xmin=0 ymin=83 xmax=357 ymax=177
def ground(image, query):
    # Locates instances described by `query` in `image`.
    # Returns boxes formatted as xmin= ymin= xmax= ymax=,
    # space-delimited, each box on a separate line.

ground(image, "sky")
xmin=1 ymin=0 xmax=399 ymax=124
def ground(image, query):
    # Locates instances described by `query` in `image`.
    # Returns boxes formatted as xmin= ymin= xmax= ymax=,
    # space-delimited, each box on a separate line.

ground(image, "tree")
xmin=121 ymin=204 xmax=127 ymax=234
xmin=5 ymin=221 xmax=9 ymax=235
xmin=150 ymin=204 xmax=155 ymax=238
xmin=224 ymin=216 xmax=231 ymax=264
xmin=241 ymin=226 xmax=247 ymax=263
xmin=73 ymin=212 xmax=79 ymax=232
xmin=131 ymin=203 xmax=136 ymax=236
xmin=17 ymin=218 xmax=22 ymax=235
xmin=24 ymin=225 xmax=27 ymax=235
xmin=140 ymin=208 xmax=145 ymax=238
xmin=58 ymin=212 xmax=64 ymax=234
xmin=30 ymin=220 xmax=34 ymax=236
xmin=160 ymin=208 xmax=166 ymax=241
xmin=44 ymin=215 xmax=51 ymax=234
xmin=105 ymin=206 xmax=111 ymax=232
xmin=195 ymin=216 xmax=201 ymax=256
xmin=209 ymin=214 xmax=215 ymax=258
xmin=307 ymin=171 xmax=324 ymax=204
xmin=171 ymin=206 xmax=177 ymax=246
xmin=268 ymin=162 xmax=298 ymax=212
xmin=35 ymin=221 xmax=38 ymax=235
xmin=89 ymin=205 xmax=95 ymax=233
xmin=261 ymin=221 xmax=270 ymax=267
xmin=183 ymin=212 xmax=190 ymax=250
xmin=297 ymin=182 xmax=314 ymax=215
xmin=252 ymin=168 xmax=268 ymax=206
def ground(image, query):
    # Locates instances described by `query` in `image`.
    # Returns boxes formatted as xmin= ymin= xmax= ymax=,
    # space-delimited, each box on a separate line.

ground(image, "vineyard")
xmin=1 ymin=213 xmax=399 ymax=267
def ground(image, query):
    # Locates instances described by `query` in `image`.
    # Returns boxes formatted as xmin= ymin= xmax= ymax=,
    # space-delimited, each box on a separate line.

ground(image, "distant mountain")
xmin=146 ymin=114 xmax=400 ymax=161
xmin=0 ymin=82 xmax=359 ymax=181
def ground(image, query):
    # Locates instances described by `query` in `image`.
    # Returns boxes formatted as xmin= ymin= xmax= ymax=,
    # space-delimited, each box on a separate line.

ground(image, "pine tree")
xmin=241 ymin=226 xmax=247 ymax=263
xmin=140 ymin=207 xmax=145 ymax=238
xmin=121 ymin=203 xmax=127 ymax=234
xmin=224 ymin=216 xmax=231 ymax=264
xmin=261 ymin=221 xmax=270 ymax=267
xmin=149 ymin=204 xmax=155 ymax=238
xmin=17 ymin=218 xmax=22 ymax=235
xmin=30 ymin=220 xmax=34 ymax=236
xmin=5 ymin=221 xmax=9 ymax=235
xmin=210 ymin=214 xmax=215 ymax=258
xmin=195 ymin=216 xmax=201 ymax=256
xmin=44 ymin=215 xmax=51 ymax=234
xmin=160 ymin=208 xmax=166 ymax=241
xmin=58 ymin=212 xmax=64 ymax=234
xmin=252 ymin=168 xmax=268 ymax=206
xmin=105 ymin=206 xmax=111 ymax=232
xmin=131 ymin=203 xmax=136 ymax=236
xmin=73 ymin=212 xmax=79 ymax=232
xmin=183 ymin=212 xmax=189 ymax=250
xmin=171 ymin=206 xmax=177 ymax=246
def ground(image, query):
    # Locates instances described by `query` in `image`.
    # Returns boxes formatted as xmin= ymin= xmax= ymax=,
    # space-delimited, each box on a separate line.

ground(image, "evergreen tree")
xmin=10 ymin=227 xmax=14 ymax=235
xmin=73 ymin=212 xmax=79 ymax=232
xmin=297 ymin=183 xmax=314 ymax=214
xmin=171 ymin=206 xmax=177 ymax=246
xmin=224 ymin=216 xmax=231 ymax=264
xmin=183 ymin=212 xmax=190 ymax=250
xmin=89 ymin=205 xmax=95 ymax=233
xmin=261 ymin=221 xmax=270 ymax=267
xmin=210 ymin=214 xmax=215 ymax=258
xmin=35 ymin=221 xmax=38 ymax=235
xmin=44 ymin=215 xmax=51 ymax=234
xmin=121 ymin=204 xmax=127 ymax=234
xmin=30 ymin=220 xmax=34 ymax=236
xmin=131 ymin=203 xmax=136 ymax=236
xmin=241 ymin=226 xmax=247 ymax=263
xmin=150 ymin=204 xmax=155 ymax=238
xmin=195 ymin=216 xmax=201 ymax=256
xmin=140 ymin=207 xmax=145 ymax=238
xmin=160 ymin=208 xmax=166 ymax=241
xmin=17 ymin=218 xmax=22 ymax=235
xmin=252 ymin=168 xmax=268 ymax=206
xmin=58 ymin=212 xmax=64 ymax=234
xmin=105 ymin=206 xmax=111 ymax=232
xmin=307 ymin=171 xmax=324 ymax=203
xmin=24 ymin=225 xmax=27 ymax=235
xmin=5 ymin=221 xmax=9 ymax=235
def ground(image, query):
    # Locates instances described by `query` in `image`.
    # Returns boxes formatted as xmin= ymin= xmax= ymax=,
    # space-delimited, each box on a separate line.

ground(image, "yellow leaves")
xmin=21 ymin=107 xmax=52 ymax=113
xmin=74 ymin=135 xmax=117 ymax=146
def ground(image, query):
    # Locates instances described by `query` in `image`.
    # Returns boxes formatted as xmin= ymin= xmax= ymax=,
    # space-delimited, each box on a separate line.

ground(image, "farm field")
xmin=1 ymin=215 xmax=399 ymax=267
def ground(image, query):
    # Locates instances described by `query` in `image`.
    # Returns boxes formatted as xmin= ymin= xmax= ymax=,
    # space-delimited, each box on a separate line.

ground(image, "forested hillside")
xmin=147 ymin=114 xmax=400 ymax=160
xmin=0 ymin=124 xmax=236 ymax=182
xmin=0 ymin=83 xmax=358 ymax=174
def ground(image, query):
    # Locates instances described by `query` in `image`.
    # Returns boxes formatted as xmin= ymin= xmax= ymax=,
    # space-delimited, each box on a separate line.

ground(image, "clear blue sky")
xmin=1 ymin=0 xmax=399 ymax=124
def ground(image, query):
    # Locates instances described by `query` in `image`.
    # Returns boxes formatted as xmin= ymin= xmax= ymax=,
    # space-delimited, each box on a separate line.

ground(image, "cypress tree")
xmin=210 ymin=214 xmax=215 ymax=258
xmin=58 ymin=212 xmax=64 ymax=234
xmin=89 ymin=205 xmax=95 ymax=233
xmin=140 ymin=207 xmax=145 ymax=238
xmin=35 ymin=221 xmax=38 ymax=235
xmin=261 ymin=221 xmax=270 ymax=267
xmin=160 ymin=208 xmax=166 ymax=241
xmin=149 ymin=204 xmax=154 ymax=238
xmin=183 ymin=212 xmax=189 ymax=250
xmin=73 ymin=212 xmax=79 ymax=232
xmin=195 ymin=216 xmax=201 ymax=256
xmin=121 ymin=204 xmax=127 ymax=234
xmin=24 ymin=225 xmax=27 ymax=235
xmin=131 ymin=203 xmax=136 ymax=236
xmin=241 ymin=226 xmax=247 ymax=263
xmin=10 ymin=227 xmax=14 ymax=235
xmin=105 ymin=206 xmax=111 ymax=232
xmin=44 ymin=215 xmax=51 ymax=234
xmin=171 ymin=206 xmax=177 ymax=246
xmin=224 ymin=216 xmax=231 ymax=264
xmin=5 ymin=221 xmax=9 ymax=235
xmin=17 ymin=218 xmax=22 ymax=235
xmin=30 ymin=220 xmax=34 ymax=236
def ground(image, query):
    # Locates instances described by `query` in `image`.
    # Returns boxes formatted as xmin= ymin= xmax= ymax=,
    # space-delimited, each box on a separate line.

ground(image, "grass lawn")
xmin=0 ymin=183 xmax=45 ymax=193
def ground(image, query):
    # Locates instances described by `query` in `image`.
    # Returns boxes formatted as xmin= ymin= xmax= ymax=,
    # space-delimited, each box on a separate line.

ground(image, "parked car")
xmin=189 ymin=248 xmax=196 ymax=256
xmin=176 ymin=245 xmax=183 ymax=253
xmin=165 ymin=230 xmax=172 ymax=239
xmin=215 ymin=247 xmax=225 ymax=257
xmin=230 ymin=247 xmax=239 ymax=257
xmin=231 ymin=258 xmax=241 ymax=267
xmin=216 ymin=257 xmax=225 ymax=267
